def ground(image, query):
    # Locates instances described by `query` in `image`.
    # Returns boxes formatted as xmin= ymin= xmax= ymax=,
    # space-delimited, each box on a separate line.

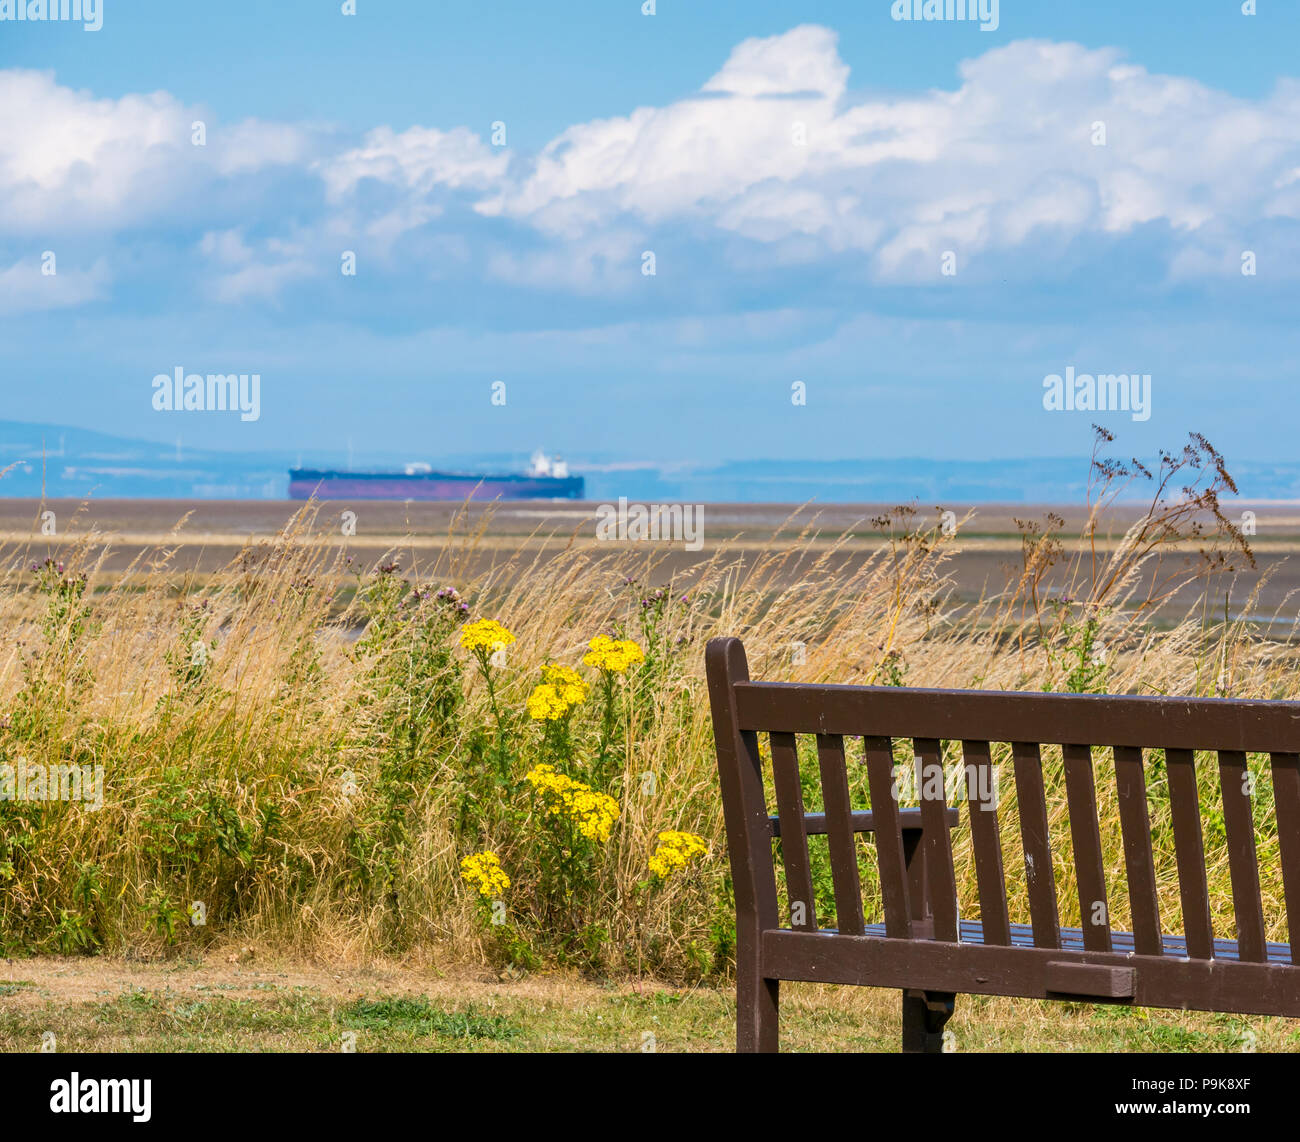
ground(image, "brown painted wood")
xmin=1044 ymin=962 xmax=1135 ymax=998
xmin=767 ymin=806 xmax=959 ymax=837
xmin=915 ymin=738 xmax=959 ymax=942
xmin=1012 ymin=741 xmax=1060 ymax=949
xmin=1062 ymin=743 xmax=1112 ymax=952
xmin=1113 ymin=746 xmax=1163 ymax=957
xmin=1166 ymin=748 xmax=1215 ymax=960
xmin=706 ymin=637 xmax=1300 ymax=1052
xmin=1217 ymin=751 xmax=1266 ymax=963
xmin=760 ymin=930 xmax=1300 ymax=1019
xmin=733 ymin=681 xmax=1300 ymax=753
xmin=816 ymin=733 xmax=865 ymax=935
xmin=705 ymin=638 xmax=780 ymax=1051
xmin=769 ymin=731 xmax=817 ymax=932
xmin=1271 ymin=753 xmax=1300 ymax=965
xmin=862 ymin=735 xmax=913 ymax=939
xmin=962 ymin=740 xmax=1011 ymax=947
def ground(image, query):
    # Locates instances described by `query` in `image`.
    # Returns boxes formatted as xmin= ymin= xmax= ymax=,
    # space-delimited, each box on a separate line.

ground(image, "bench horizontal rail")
xmin=734 ymin=681 xmax=1300 ymax=753
xmin=768 ymin=807 xmax=959 ymax=838
xmin=761 ymin=930 xmax=1300 ymax=1019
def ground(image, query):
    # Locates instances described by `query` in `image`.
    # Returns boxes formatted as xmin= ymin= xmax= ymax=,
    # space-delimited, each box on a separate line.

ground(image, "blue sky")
xmin=1 ymin=0 xmax=1297 ymax=472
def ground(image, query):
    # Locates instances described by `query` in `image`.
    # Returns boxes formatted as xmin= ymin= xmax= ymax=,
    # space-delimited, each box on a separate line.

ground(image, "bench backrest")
xmin=706 ymin=637 xmax=1300 ymax=969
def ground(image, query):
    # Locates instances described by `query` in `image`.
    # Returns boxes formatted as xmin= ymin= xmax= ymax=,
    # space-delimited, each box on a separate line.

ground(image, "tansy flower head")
xmin=540 ymin=663 xmax=588 ymax=704
xmin=526 ymin=683 xmax=570 ymax=721
xmin=582 ymin=635 xmax=644 ymax=674
xmin=524 ymin=764 xmax=620 ymax=844
xmin=526 ymin=664 xmax=588 ymax=720
xmin=648 ymin=830 xmax=709 ymax=880
xmin=460 ymin=851 xmax=510 ymax=898
xmin=459 ymin=619 xmax=515 ymax=654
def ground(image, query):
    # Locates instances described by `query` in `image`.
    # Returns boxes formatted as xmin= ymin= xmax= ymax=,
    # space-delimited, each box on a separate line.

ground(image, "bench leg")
xmin=901 ymin=989 xmax=955 ymax=1053
xmin=737 ymin=974 xmax=779 ymax=1052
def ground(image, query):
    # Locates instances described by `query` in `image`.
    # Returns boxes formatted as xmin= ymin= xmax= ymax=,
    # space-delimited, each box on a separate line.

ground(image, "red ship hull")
xmin=287 ymin=469 xmax=584 ymax=501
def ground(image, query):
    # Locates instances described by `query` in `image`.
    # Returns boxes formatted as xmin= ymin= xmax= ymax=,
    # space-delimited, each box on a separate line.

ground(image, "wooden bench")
xmin=705 ymin=637 xmax=1300 ymax=1052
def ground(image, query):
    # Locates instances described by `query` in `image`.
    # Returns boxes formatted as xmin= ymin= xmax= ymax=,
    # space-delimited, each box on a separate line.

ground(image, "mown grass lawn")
xmin=1 ymin=955 xmax=1296 ymax=1052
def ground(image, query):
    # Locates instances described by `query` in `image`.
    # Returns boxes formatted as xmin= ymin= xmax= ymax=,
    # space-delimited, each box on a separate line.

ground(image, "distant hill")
xmin=2 ymin=421 xmax=1298 ymax=504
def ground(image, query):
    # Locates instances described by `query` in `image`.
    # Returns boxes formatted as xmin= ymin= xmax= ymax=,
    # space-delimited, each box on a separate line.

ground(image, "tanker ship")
xmin=288 ymin=451 xmax=584 ymax=501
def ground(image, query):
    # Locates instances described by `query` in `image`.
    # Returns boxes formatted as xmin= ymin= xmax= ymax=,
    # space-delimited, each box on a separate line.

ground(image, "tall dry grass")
xmin=0 ymin=430 xmax=1293 ymax=975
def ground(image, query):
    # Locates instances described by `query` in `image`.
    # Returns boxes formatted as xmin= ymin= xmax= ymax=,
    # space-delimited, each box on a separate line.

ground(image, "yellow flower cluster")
xmin=582 ymin=635 xmax=645 ymax=673
xmin=524 ymin=763 xmax=620 ymax=843
xmin=648 ymin=831 xmax=709 ymax=879
xmin=459 ymin=619 xmax=515 ymax=654
xmin=526 ymin=685 xmax=570 ymax=721
xmin=526 ymin=664 xmax=590 ymax=721
xmin=542 ymin=663 xmax=588 ymax=703
xmin=460 ymin=851 xmax=510 ymax=898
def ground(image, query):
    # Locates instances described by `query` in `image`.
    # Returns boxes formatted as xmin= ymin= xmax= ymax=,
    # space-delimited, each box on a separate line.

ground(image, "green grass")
xmin=2 ymin=966 xmax=1298 ymax=1053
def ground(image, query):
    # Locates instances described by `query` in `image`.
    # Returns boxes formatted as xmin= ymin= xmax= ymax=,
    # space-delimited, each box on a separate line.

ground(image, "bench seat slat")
xmin=769 ymin=732 xmax=817 ymax=932
xmin=768 ymin=807 xmax=959 ymax=836
xmin=779 ymin=919 xmax=1294 ymax=964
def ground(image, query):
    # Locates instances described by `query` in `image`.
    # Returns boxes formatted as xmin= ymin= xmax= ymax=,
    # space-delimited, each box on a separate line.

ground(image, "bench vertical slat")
xmin=769 ymin=732 xmax=818 ymax=932
xmin=915 ymin=738 xmax=959 ymax=942
xmin=1218 ymin=750 xmax=1266 ymax=963
xmin=1113 ymin=746 xmax=1163 ymax=956
xmin=1062 ymin=743 xmax=1112 ymax=952
xmin=1166 ymin=748 xmax=1215 ymax=960
xmin=961 ymin=740 xmax=1010 ymax=946
xmin=1270 ymin=752 xmax=1300 ymax=965
xmin=863 ymin=735 xmax=913 ymax=939
xmin=816 ymin=733 xmax=865 ymax=935
xmin=1012 ymin=741 xmax=1060 ymax=948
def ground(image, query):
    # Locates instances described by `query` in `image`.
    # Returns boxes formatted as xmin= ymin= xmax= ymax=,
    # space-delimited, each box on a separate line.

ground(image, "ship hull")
xmin=288 ymin=470 xmax=584 ymax=502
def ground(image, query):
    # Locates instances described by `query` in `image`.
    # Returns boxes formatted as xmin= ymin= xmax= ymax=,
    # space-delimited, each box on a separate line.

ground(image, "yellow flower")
xmin=524 ymin=764 xmax=620 ymax=844
xmin=526 ymin=664 xmax=589 ymax=721
xmin=648 ymin=830 xmax=709 ymax=880
xmin=459 ymin=619 xmax=515 ymax=654
xmin=460 ymin=851 xmax=510 ymax=898
xmin=582 ymin=635 xmax=645 ymax=674
xmin=541 ymin=663 xmax=589 ymax=705
xmin=526 ymin=684 xmax=569 ymax=721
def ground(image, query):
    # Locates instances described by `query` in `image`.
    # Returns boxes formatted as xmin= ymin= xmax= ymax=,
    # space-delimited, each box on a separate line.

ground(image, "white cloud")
xmin=0 ymin=70 xmax=313 ymax=234
xmin=3 ymin=28 xmax=1298 ymax=294
xmin=701 ymin=24 xmax=849 ymax=97
xmin=0 ymin=257 xmax=108 ymax=313
xmin=198 ymin=228 xmax=316 ymax=304
xmin=319 ymin=125 xmax=507 ymax=200
xmin=476 ymin=30 xmax=1300 ymax=282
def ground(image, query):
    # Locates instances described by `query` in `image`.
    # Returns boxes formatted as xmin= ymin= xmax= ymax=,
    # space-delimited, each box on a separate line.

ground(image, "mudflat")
xmin=0 ymin=498 xmax=1294 ymax=619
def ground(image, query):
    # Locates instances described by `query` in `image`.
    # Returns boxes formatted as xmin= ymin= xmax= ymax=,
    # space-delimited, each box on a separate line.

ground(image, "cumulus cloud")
xmin=2 ymin=27 xmax=1298 ymax=306
xmin=319 ymin=125 xmax=508 ymax=200
xmin=0 ymin=69 xmax=314 ymax=234
xmin=475 ymin=28 xmax=1300 ymax=282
